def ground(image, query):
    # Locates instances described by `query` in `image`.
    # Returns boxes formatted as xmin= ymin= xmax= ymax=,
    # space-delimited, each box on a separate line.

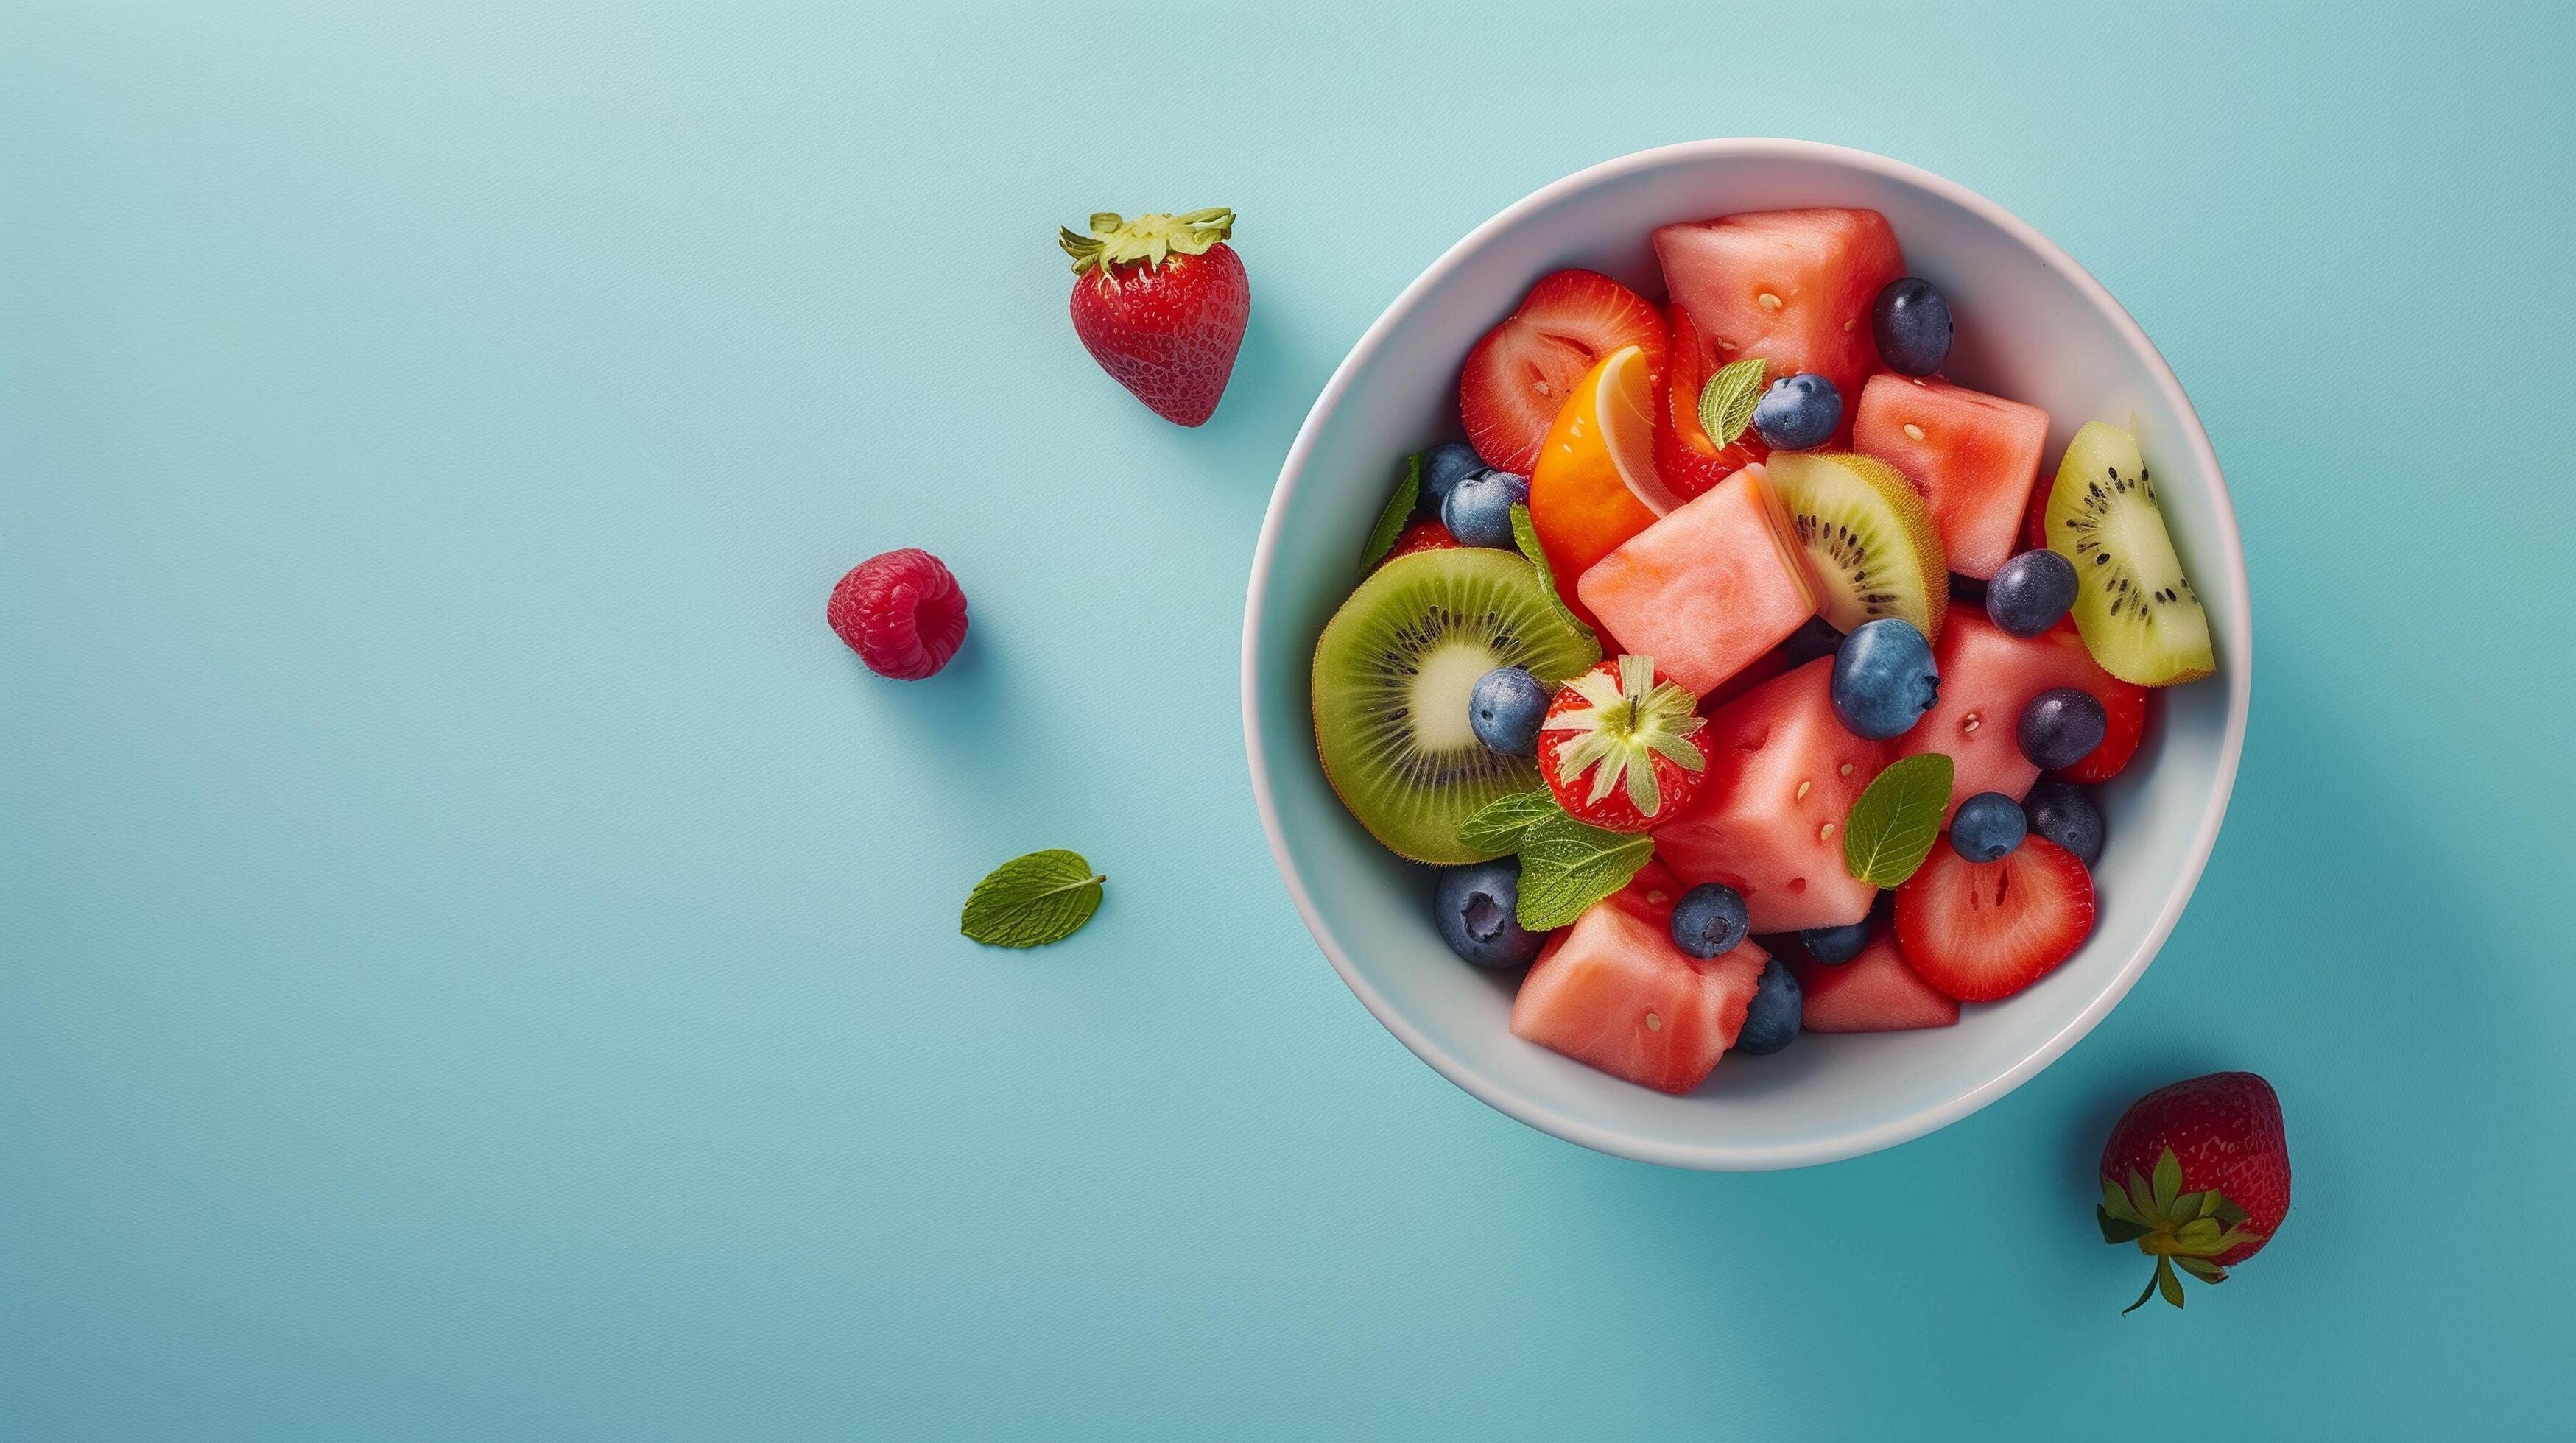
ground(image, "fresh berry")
xmin=1468 ymin=666 xmax=1552 ymax=757
xmin=1059 ymin=208 xmax=1249 ymax=427
xmin=1652 ymin=303 xmax=1764 ymax=500
xmin=1793 ymin=923 xmax=1958 ymax=1031
xmin=2022 ymin=780 xmax=2105 ymax=865
xmin=828 ymin=548 xmax=969 ymax=679
xmin=1781 ymin=615 xmax=1845 ymax=667
xmin=1433 ymin=859 xmax=1545 ymax=969
xmin=1441 ymin=470 xmax=1530 ymax=549
xmin=1870 ymin=276 xmax=1954 ymax=377
xmin=1421 ymin=442 xmax=1486 ymax=512
xmin=1459 ymin=269 xmax=1666 ymax=473
xmin=1829 ymin=618 xmax=1940 ymax=739
xmin=2022 ymin=465 xmax=2054 ymax=553
xmin=1731 ymin=956 xmax=1803 ymax=1055
xmin=1798 ymin=919 xmax=1872 ymax=965
xmin=2052 ymin=677 xmax=2149 ymax=784
xmin=1381 ymin=518 xmax=1460 ymax=565
xmin=1948 ymin=791 xmax=2027 ymax=862
xmin=1669 ymin=883 xmax=1750 ymax=958
xmin=1752 ymin=373 xmax=1841 ymax=450
xmin=1536 ymin=656 xmax=1708 ymax=831
xmin=1894 ymin=836 xmax=2095 ymax=1001
xmin=2018 ymin=687 xmax=2108 ymax=769
xmin=2098 ymin=1072 xmax=2291 ymax=1313
xmin=1985 ymin=548 xmax=2079 ymax=636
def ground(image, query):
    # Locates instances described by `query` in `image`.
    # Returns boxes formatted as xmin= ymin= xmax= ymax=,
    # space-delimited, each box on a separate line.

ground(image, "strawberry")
xmin=1535 ymin=656 xmax=1706 ymax=832
xmin=2052 ymin=675 xmax=2150 ymax=783
xmin=1379 ymin=518 xmax=1460 ymax=566
xmin=1651 ymin=303 xmax=1765 ymax=501
xmin=1893 ymin=836 xmax=2095 ymax=1001
xmin=2097 ymin=1071 xmax=2291 ymax=1313
xmin=1457 ymin=270 xmax=1665 ymax=473
xmin=1059 ymin=209 xmax=1249 ymax=427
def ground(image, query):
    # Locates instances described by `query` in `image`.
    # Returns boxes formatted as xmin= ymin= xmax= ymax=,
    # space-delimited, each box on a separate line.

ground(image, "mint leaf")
xmin=1509 ymin=503 xmax=1597 ymax=647
xmin=1457 ymin=788 xmax=1560 ymax=856
xmin=1359 ymin=452 xmax=1422 ymax=571
xmin=1514 ymin=812 xmax=1653 ymax=931
xmin=1840 ymin=752 xmax=1953 ymax=886
xmin=960 ymin=848 xmax=1105 ymax=947
xmin=1697 ymin=357 xmax=1767 ymax=448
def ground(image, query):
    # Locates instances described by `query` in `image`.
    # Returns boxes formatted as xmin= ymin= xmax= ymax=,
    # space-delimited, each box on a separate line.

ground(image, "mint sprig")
xmin=1514 ymin=811 xmax=1654 ymax=930
xmin=1840 ymin=752 xmax=1953 ymax=886
xmin=1509 ymin=503 xmax=1597 ymax=646
xmin=960 ymin=848 xmax=1105 ymax=947
xmin=1359 ymin=451 xmax=1422 ymax=571
xmin=1697 ymin=357 xmax=1767 ymax=449
xmin=1457 ymin=788 xmax=1560 ymax=857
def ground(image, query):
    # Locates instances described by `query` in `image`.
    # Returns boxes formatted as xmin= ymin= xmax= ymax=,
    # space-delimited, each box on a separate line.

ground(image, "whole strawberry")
xmin=1059 ymin=208 xmax=1248 ymax=427
xmin=2096 ymin=1070 xmax=2290 ymax=1313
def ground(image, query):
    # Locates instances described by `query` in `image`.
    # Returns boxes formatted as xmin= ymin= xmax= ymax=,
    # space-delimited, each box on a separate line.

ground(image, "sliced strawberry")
xmin=1379 ymin=518 xmax=1460 ymax=566
xmin=1793 ymin=923 xmax=1959 ymax=1032
xmin=1651 ymin=304 xmax=1765 ymax=501
xmin=1460 ymin=270 xmax=1666 ymax=474
xmin=2021 ymin=474 xmax=2052 ymax=554
xmin=2052 ymin=677 xmax=2149 ymax=783
xmin=1536 ymin=656 xmax=1707 ymax=832
xmin=1894 ymin=836 xmax=2096 ymax=1002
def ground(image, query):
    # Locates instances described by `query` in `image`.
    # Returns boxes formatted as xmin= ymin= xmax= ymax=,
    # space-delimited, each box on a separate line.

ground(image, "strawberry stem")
xmin=1058 ymin=208 xmax=1235 ymax=275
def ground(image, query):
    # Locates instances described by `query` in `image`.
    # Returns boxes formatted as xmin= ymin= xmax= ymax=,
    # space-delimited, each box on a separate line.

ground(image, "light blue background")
xmin=5 ymin=4 xmax=2570 ymax=1437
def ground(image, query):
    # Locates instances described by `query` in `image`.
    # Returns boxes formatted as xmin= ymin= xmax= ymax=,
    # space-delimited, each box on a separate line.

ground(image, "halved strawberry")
xmin=1792 ymin=923 xmax=1960 ymax=1032
xmin=1379 ymin=518 xmax=1459 ymax=566
xmin=2051 ymin=677 xmax=2149 ymax=784
xmin=1536 ymin=656 xmax=1706 ymax=832
xmin=1894 ymin=836 xmax=2097 ymax=1002
xmin=1459 ymin=270 xmax=1666 ymax=474
xmin=1651 ymin=303 xmax=1765 ymax=501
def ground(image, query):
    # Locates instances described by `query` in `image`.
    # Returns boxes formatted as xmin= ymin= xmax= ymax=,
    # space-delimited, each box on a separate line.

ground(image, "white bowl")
xmin=1242 ymin=141 xmax=2250 ymax=1170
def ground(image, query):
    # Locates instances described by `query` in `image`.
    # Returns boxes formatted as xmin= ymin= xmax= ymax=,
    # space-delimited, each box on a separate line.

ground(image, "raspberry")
xmin=829 ymin=548 xmax=968 ymax=679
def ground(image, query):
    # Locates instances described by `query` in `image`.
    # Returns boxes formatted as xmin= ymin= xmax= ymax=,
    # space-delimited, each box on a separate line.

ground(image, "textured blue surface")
xmin=5 ymin=4 xmax=2572 ymax=1437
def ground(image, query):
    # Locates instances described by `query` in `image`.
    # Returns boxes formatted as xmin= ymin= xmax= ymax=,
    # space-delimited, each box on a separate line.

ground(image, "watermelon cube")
xmin=1575 ymin=465 xmax=1818 ymax=695
xmin=1793 ymin=925 xmax=1960 ymax=1033
xmin=1652 ymin=657 xmax=1890 ymax=934
xmin=1651 ymin=208 xmax=1904 ymax=409
xmin=1897 ymin=612 xmax=2124 ymax=820
xmin=1510 ymin=899 xmax=1768 ymax=1095
xmin=1851 ymin=374 xmax=2051 ymax=579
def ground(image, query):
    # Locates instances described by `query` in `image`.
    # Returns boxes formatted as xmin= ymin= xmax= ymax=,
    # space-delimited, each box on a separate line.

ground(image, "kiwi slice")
xmin=1764 ymin=451 xmax=1949 ymax=641
xmin=1312 ymin=548 xmax=1600 ymax=864
xmin=2045 ymin=422 xmax=2215 ymax=686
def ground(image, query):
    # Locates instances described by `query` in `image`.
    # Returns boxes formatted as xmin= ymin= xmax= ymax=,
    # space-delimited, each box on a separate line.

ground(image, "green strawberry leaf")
xmin=2100 ymin=1178 xmax=2145 ymax=1227
xmin=1514 ymin=812 xmax=1654 ymax=931
xmin=1697 ymin=357 xmax=1767 ymax=449
xmin=2156 ymin=1257 xmax=2187 ymax=1310
xmin=2097 ymin=1207 xmax=2153 ymax=1245
xmin=1457 ymin=788 xmax=1562 ymax=856
xmin=2152 ymin=1149 xmax=2183 ymax=1213
xmin=2173 ymin=1255 xmax=2228 ymax=1283
xmin=2126 ymin=1171 xmax=2159 ymax=1226
xmin=960 ymin=848 xmax=1105 ymax=948
xmin=1360 ymin=452 xmax=1422 ymax=571
xmin=1841 ymin=752 xmax=1954 ymax=886
xmin=2172 ymin=1190 xmax=2206 ymax=1222
xmin=2209 ymin=1195 xmax=2251 ymax=1227
xmin=1510 ymin=504 xmax=1597 ymax=647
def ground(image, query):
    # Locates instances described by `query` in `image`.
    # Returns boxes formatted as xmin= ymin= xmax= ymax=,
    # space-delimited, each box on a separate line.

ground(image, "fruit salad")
xmin=1311 ymin=207 xmax=2218 ymax=1096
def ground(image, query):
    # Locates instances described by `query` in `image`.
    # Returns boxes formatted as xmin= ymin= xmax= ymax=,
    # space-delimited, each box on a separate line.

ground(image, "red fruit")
xmin=2022 ymin=473 xmax=2053 ymax=554
xmin=1510 ymin=901 xmax=1768 ymax=1094
xmin=1459 ymin=270 xmax=1666 ymax=473
xmin=1850 ymin=374 xmax=2051 ymax=580
xmin=2097 ymin=1072 xmax=2291 ymax=1313
xmin=1060 ymin=209 xmax=1250 ymax=427
xmin=1793 ymin=924 xmax=1960 ymax=1033
xmin=829 ymin=548 xmax=969 ymax=680
xmin=2053 ymin=677 xmax=2150 ymax=783
xmin=1606 ymin=858 xmax=1686 ymax=925
xmin=1652 ymin=303 xmax=1765 ymax=501
xmin=1698 ymin=643 xmax=1791 ymax=712
xmin=1535 ymin=657 xmax=1708 ymax=832
xmin=1897 ymin=612 xmax=2125 ymax=822
xmin=1381 ymin=518 xmax=1460 ymax=565
xmin=1893 ymin=836 xmax=2095 ymax=1002
xmin=1651 ymin=208 xmax=1904 ymax=414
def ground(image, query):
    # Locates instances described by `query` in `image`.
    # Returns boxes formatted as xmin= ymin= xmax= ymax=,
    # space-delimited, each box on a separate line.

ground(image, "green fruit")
xmin=2044 ymin=422 xmax=2215 ymax=686
xmin=1765 ymin=451 xmax=1949 ymax=642
xmin=1312 ymin=548 xmax=1600 ymax=864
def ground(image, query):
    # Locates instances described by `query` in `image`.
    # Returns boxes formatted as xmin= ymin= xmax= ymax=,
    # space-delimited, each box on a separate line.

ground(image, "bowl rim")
xmin=1239 ymin=138 xmax=2252 ymax=1170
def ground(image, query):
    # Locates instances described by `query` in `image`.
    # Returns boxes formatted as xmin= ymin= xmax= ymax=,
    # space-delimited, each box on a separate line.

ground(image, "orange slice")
xmin=1528 ymin=345 xmax=1681 ymax=617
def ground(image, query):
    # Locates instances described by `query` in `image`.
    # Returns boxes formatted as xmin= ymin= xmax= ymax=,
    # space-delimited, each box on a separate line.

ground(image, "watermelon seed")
xmin=1819 ymin=822 xmax=1837 ymax=842
xmin=1838 ymin=763 xmax=1854 ymax=777
xmin=1795 ymin=780 xmax=1812 ymax=800
xmin=1645 ymin=889 xmax=1669 ymax=906
xmin=1963 ymin=710 xmax=1982 ymax=735
xmin=1903 ymin=423 xmax=1925 ymax=442
xmin=1645 ymin=1012 xmax=1662 ymax=1031
xmin=1757 ymin=292 xmax=1783 ymax=311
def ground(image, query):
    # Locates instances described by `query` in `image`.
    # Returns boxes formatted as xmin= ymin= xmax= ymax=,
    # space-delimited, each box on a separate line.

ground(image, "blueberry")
xmin=1829 ymin=618 xmax=1939 ymax=739
xmin=1985 ymin=549 xmax=2079 ymax=637
xmin=1731 ymin=957 xmax=1803 ymax=1056
xmin=1799 ymin=920 xmax=1871 ymax=964
xmin=1752 ymin=373 xmax=1842 ymax=451
xmin=1433 ymin=859 xmax=1544 ymax=968
xmin=1871 ymin=277 xmax=1954 ymax=377
xmin=1468 ymin=666 xmax=1550 ymax=757
xmin=2024 ymin=780 xmax=2104 ymax=866
xmin=1949 ymin=791 xmax=2028 ymax=862
xmin=1441 ymin=469 xmax=1529 ymax=548
xmin=1781 ymin=615 xmax=1845 ymax=667
xmin=1421 ymin=442 xmax=1485 ymax=512
xmin=2018 ymin=687 xmax=2108 ymax=769
xmin=1669 ymin=883 xmax=1750 ymax=959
